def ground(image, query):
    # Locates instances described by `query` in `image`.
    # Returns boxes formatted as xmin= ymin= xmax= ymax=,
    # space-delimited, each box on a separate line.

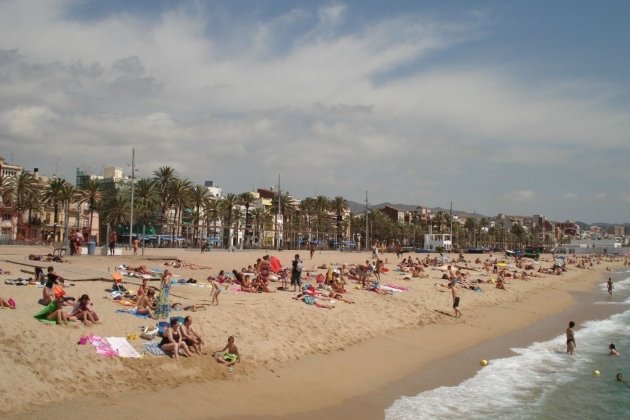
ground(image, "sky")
xmin=1 ymin=0 xmax=629 ymax=224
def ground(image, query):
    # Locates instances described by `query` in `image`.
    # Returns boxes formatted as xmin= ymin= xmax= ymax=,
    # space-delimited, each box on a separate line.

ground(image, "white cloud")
xmin=563 ymin=192 xmax=578 ymax=199
xmin=504 ymin=190 xmax=536 ymax=202
xmin=0 ymin=1 xmax=629 ymax=222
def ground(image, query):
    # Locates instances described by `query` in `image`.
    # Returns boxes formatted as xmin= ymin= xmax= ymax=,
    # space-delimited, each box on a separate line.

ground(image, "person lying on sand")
xmin=171 ymin=302 xmax=207 ymax=311
xmin=165 ymin=259 xmax=211 ymax=270
xmin=293 ymin=293 xmax=335 ymax=309
xmin=214 ymin=336 xmax=241 ymax=366
xmin=131 ymin=265 xmax=152 ymax=275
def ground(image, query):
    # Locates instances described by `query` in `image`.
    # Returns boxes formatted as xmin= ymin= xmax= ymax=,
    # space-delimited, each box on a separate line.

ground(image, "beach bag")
xmin=140 ymin=326 xmax=159 ymax=340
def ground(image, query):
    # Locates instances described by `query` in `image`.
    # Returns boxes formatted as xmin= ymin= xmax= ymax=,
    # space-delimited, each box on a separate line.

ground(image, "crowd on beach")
xmin=1 ymin=248 xmax=628 ymax=371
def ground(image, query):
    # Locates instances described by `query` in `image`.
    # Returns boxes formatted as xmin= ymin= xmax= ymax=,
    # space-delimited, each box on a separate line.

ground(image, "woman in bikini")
xmin=71 ymin=294 xmax=99 ymax=326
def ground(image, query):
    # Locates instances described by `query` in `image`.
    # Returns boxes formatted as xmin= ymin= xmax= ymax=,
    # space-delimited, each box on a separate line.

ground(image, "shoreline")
xmin=11 ymin=261 xmax=626 ymax=420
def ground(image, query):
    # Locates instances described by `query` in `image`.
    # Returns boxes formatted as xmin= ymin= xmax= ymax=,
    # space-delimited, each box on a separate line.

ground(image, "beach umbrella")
xmin=269 ymin=256 xmax=282 ymax=273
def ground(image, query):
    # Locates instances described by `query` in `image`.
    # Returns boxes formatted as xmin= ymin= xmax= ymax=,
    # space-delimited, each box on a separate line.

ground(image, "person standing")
xmin=607 ymin=278 xmax=614 ymax=295
xmin=132 ymin=237 xmax=139 ymax=256
xmin=449 ymin=283 xmax=462 ymax=318
xmin=566 ymin=321 xmax=576 ymax=355
xmin=108 ymin=231 xmax=117 ymax=256
xmin=155 ymin=269 xmax=172 ymax=319
xmin=291 ymin=254 xmax=303 ymax=292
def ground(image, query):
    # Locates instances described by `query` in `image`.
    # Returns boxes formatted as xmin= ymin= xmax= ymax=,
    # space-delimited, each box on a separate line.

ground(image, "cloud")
xmin=504 ymin=190 xmax=536 ymax=202
xmin=0 ymin=1 xmax=629 ymax=223
xmin=563 ymin=192 xmax=578 ymax=199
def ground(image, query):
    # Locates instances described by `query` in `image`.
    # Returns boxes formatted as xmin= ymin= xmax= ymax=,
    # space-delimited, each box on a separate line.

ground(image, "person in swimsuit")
xmin=607 ymin=278 xmax=614 ymax=295
xmin=214 ymin=336 xmax=241 ymax=367
xmin=566 ymin=321 xmax=576 ymax=355
xmin=159 ymin=318 xmax=193 ymax=358
xmin=449 ymin=283 xmax=462 ymax=318
xmin=181 ymin=316 xmax=204 ymax=354
xmin=609 ymin=343 xmax=620 ymax=356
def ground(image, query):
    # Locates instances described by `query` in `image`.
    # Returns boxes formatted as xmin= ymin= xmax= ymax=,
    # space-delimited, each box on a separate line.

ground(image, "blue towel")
xmin=144 ymin=342 xmax=166 ymax=356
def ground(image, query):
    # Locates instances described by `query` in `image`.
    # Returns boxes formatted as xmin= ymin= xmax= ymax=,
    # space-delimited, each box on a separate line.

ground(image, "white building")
xmin=423 ymin=233 xmax=452 ymax=251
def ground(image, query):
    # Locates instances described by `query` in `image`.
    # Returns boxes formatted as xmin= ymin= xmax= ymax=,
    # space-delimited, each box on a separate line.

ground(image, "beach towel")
xmin=144 ymin=342 xmax=166 ymax=356
xmin=155 ymin=285 xmax=170 ymax=319
xmin=380 ymin=286 xmax=404 ymax=293
xmin=78 ymin=335 xmax=118 ymax=357
xmin=34 ymin=302 xmax=58 ymax=324
xmin=105 ymin=337 xmax=141 ymax=358
xmin=385 ymin=284 xmax=410 ymax=291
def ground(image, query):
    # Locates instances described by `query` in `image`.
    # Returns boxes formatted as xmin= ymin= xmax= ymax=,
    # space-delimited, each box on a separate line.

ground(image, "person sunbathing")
xmin=136 ymin=289 xmax=156 ymax=318
xmin=171 ymin=302 xmax=207 ymax=311
xmin=331 ymin=293 xmax=354 ymax=304
xmin=71 ymin=294 xmax=99 ymax=326
xmin=181 ymin=316 xmax=205 ymax=354
xmin=132 ymin=265 xmax=152 ymax=275
xmin=159 ymin=318 xmax=193 ymax=358
xmin=496 ymin=277 xmax=506 ymax=290
xmin=368 ymin=281 xmax=393 ymax=295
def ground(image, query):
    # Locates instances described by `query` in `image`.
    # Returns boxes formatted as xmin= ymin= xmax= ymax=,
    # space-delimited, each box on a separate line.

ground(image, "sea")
xmin=385 ymin=270 xmax=630 ymax=420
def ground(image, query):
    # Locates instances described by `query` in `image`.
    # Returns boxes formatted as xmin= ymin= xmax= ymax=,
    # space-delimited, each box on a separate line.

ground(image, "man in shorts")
xmin=291 ymin=254 xmax=303 ymax=292
xmin=449 ymin=283 xmax=461 ymax=318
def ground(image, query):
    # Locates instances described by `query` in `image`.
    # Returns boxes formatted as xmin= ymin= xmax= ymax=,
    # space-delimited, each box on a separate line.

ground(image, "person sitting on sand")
xmin=48 ymin=296 xmax=72 ymax=325
xmin=496 ymin=276 xmax=506 ymax=290
xmin=136 ymin=289 xmax=156 ymax=318
xmin=159 ymin=318 xmax=193 ymax=358
xmin=181 ymin=316 xmax=205 ymax=354
xmin=239 ymin=275 xmax=255 ymax=293
xmin=71 ymin=294 xmax=99 ymax=326
xmin=214 ymin=336 xmax=241 ymax=366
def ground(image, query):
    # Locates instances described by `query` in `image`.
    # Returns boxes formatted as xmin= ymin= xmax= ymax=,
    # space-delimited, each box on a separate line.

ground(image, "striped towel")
xmin=144 ymin=342 xmax=166 ymax=356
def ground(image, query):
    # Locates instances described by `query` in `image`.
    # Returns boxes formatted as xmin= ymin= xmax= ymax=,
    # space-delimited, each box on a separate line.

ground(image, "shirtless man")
xmin=181 ymin=316 xmax=205 ymax=354
xmin=449 ymin=283 xmax=462 ymax=317
xmin=566 ymin=321 xmax=576 ymax=355
xmin=214 ymin=336 xmax=241 ymax=367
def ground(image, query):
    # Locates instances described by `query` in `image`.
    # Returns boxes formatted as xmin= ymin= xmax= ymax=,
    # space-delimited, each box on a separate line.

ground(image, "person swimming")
xmin=609 ymin=343 xmax=620 ymax=356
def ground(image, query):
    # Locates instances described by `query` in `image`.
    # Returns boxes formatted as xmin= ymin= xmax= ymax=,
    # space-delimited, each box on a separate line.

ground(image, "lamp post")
xmin=129 ymin=148 xmax=135 ymax=248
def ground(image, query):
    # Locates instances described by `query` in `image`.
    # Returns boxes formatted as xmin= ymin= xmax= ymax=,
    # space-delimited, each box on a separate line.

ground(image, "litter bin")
xmin=87 ymin=241 xmax=96 ymax=255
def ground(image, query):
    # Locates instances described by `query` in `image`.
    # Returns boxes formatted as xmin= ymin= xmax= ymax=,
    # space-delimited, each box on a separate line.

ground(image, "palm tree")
xmin=300 ymin=197 xmax=316 ymax=242
xmin=238 ymin=192 xmax=256 ymax=246
xmin=78 ymin=178 xmax=102 ymax=242
xmin=331 ymin=196 xmax=348 ymax=243
xmin=152 ymin=166 xmax=178 ymax=239
xmin=168 ymin=178 xmax=192 ymax=244
xmin=43 ymin=178 xmax=67 ymax=243
xmin=134 ymin=178 xmax=160 ymax=229
xmin=219 ymin=193 xmax=239 ymax=248
xmin=103 ymin=195 xmax=130 ymax=228
xmin=189 ymin=185 xmax=209 ymax=246
xmin=203 ymin=197 xmax=221 ymax=242
xmin=59 ymin=183 xmax=79 ymax=248
xmin=251 ymin=207 xmax=273 ymax=248
xmin=6 ymin=171 xmax=41 ymax=239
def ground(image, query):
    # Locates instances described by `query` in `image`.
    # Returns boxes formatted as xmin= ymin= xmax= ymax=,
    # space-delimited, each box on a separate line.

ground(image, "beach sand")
xmin=0 ymin=245 xmax=624 ymax=419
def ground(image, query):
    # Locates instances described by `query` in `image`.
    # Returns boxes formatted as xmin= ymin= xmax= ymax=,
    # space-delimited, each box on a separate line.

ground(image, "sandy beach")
xmin=0 ymin=245 xmax=624 ymax=419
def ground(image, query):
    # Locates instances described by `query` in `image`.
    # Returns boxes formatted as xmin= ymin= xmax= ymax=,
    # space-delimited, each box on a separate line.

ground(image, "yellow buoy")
xmin=593 ymin=370 xmax=601 ymax=376
xmin=480 ymin=359 xmax=489 ymax=367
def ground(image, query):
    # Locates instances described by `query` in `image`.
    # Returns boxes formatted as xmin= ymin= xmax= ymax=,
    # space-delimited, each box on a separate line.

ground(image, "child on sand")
xmin=214 ymin=336 xmax=241 ymax=368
